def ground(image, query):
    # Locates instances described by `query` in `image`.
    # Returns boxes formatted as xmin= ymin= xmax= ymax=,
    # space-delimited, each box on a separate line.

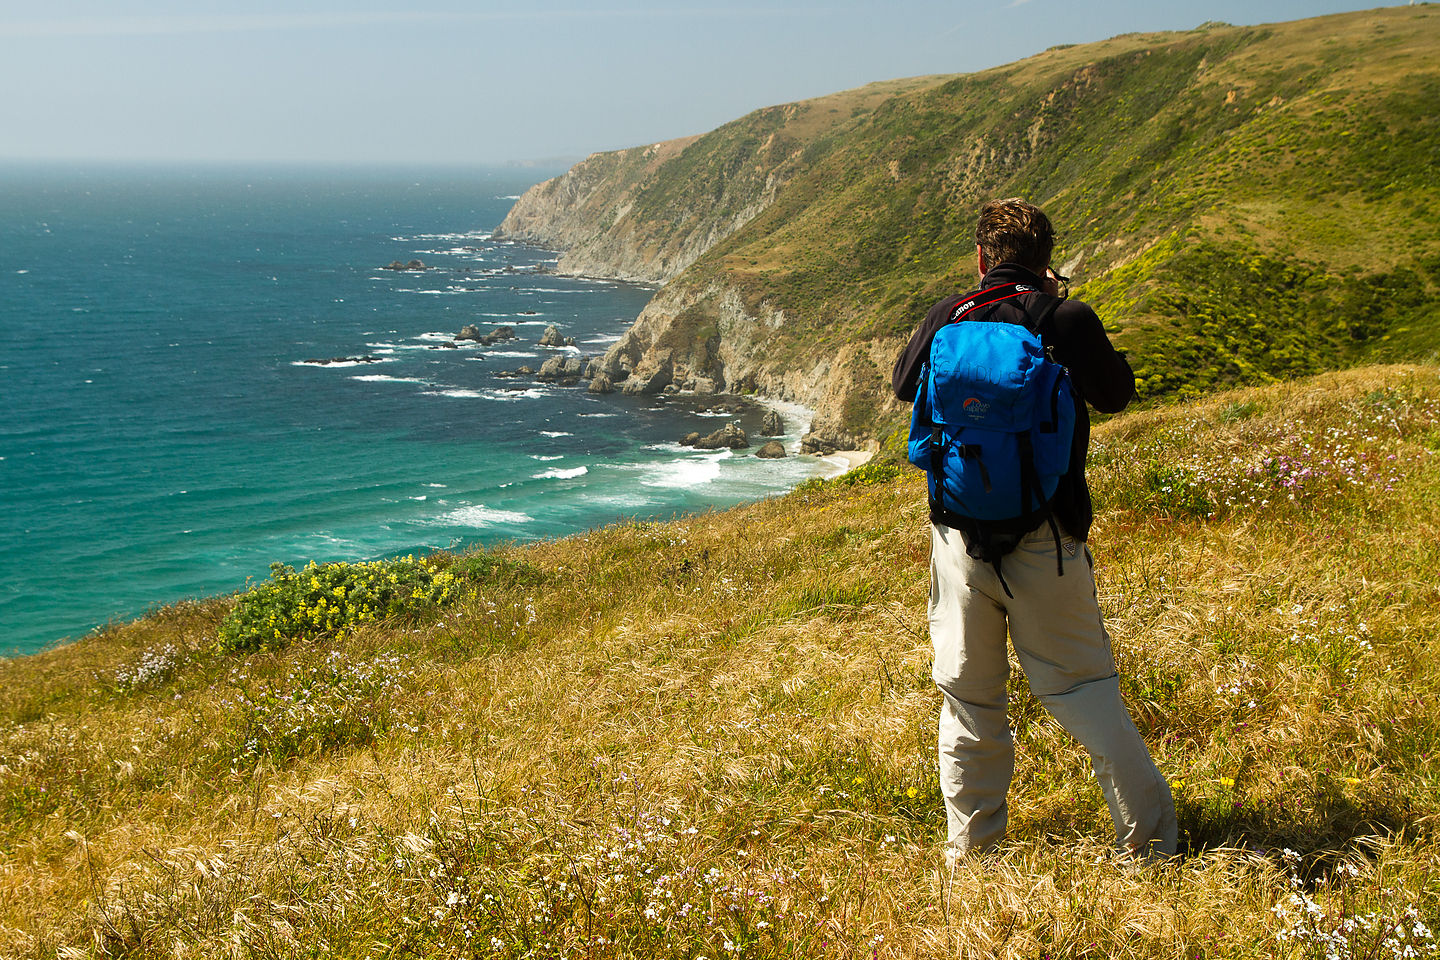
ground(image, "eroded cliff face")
xmin=494 ymin=132 xmax=787 ymax=286
xmin=596 ymin=281 xmax=900 ymax=452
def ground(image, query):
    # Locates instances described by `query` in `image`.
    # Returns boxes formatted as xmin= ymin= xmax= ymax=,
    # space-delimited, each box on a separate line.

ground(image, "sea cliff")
xmin=494 ymin=7 xmax=1440 ymax=453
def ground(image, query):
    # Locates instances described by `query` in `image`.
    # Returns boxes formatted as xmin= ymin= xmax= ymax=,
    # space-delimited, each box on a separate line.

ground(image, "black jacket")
xmin=891 ymin=263 xmax=1134 ymax=542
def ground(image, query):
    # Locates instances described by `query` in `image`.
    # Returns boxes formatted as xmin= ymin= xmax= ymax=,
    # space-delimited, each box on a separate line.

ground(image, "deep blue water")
xmin=0 ymin=164 xmax=833 ymax=656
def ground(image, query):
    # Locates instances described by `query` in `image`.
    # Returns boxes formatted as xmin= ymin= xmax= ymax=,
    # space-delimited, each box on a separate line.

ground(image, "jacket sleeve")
xmin=1048 ymin=300 xmax=1134 ymax=414
xmin=892 ymin=298 xmax=955 ymax=403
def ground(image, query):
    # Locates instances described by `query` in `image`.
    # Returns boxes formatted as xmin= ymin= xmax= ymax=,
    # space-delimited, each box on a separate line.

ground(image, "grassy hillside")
xmin=494 ymin=75 xmax=951 ymax=283
xmin=709 ymin=8 xmax=1440 ymax=418
xmin=6 ymin=365 xmax=1440 ymax=958
xmin=505 ymin=7 xmax=1440 ymax=443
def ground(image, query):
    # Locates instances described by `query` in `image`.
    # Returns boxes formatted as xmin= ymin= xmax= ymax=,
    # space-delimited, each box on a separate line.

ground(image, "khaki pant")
xmin=929 ymin=522 xmax=1176 ymax=858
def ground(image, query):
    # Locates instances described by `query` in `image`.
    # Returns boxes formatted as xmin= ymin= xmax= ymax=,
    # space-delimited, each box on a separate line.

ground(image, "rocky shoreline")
xmin=434 ymin=317 xmax=856 ymax=465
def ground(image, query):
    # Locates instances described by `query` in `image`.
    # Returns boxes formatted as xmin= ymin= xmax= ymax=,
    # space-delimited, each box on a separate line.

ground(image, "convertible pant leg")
xmin=929 ymin=524 xmax=1013 ymax=853
xmin=929 ymin=523 xmax=1177 ymax=858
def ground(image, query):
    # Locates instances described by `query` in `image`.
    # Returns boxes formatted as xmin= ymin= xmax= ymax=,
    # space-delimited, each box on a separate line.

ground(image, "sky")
xmin=0 ymin=0 xmax=1414 ymax=167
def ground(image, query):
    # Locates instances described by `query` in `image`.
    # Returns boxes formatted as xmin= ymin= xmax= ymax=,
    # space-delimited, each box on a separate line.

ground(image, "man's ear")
xmin=976 ymin=244 xmax=987 ymax=278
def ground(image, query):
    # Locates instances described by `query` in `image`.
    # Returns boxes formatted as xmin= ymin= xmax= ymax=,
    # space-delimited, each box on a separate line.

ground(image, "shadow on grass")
xmin=1178 ymin=785 xmax=1425 ymax=864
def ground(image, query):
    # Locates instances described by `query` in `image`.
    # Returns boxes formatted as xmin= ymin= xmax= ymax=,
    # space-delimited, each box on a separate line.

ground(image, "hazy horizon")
xmin=0 ymin=1 xmax=1416 ymax=167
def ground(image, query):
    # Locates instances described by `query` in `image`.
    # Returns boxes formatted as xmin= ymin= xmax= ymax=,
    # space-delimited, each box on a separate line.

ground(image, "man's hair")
xmin=975 ymin=198 xmax=1055 ymax=273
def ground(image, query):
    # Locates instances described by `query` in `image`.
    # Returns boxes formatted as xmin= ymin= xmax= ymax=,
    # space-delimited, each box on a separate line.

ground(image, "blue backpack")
xmin=907 ymin=283 xmax=1076 ymax=593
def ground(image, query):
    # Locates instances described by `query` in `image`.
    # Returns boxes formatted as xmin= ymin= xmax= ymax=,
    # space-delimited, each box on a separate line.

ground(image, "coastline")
xmin=820 ymin=449 xmax=875 ymax=473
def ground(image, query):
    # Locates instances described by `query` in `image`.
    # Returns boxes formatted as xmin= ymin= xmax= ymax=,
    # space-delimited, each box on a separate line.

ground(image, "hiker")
xmin=892 ymin=198 xmax=1176 ymax=860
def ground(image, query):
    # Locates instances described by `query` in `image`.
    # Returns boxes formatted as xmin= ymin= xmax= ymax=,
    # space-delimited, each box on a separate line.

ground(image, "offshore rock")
xmin=537 ymin=355 xmax=586 ymax=382
xmin=755 ymin=441 xmax=786 ymax=459
xmin=538 ymin=324 xmax=576 ymax=348
xmin=300 ymin=355 xmax=384 ymax=365
xmin=680 ymin=431 xmax=701 ymax=446
xmin=761 ymin=409 xmax=784 ymax=435
xmin=587 ymin=374 xmax=614 ymax=394
xmin=693 ymin=422 xmax=749 ymax=450
xmin=383 ymin=259 xmax=427 ymax=271
xmin=456 ymin=324 xmax=482 ymax=341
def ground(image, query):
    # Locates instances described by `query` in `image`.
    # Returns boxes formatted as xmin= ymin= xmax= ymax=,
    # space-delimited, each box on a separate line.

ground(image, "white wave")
xmin=409 ymin=495 xmax=428 ymax=501
xmin=435 ymin=504 xmax=533 ymax=527
xmin=533 ymin=466 xmax=588 ymax=480
xmin=578 ymin=412 xmax=617 ymax=418
xmin=407 ymin=231 xmax=493 ymax=242
xmin=486 ymin=350 xmax=540 ymax=359
xmin=307 ymin=534 xmax=364 ymax=550
xmin=694 ymin=410 xmax=735 ymax=418
xmin=582 ymin=491 xmax=652 ymax=509
xmin=539 ymin=430 xmax=572 ymax=438
xmin=417 ymin=331 xmax=461 ymax=341
xmin=638 ymin=453 xmax=729 ymax=489
xmin=512 ymin=319 xmax=549 ymax=325
xmin=530 ymin=455 xmax=564 ymax=461
xmin=422 ymin=388 xmax=486 ymax=399
xmin=292 ymin=358 xmax=392 ymax=369
xmin=495 ymin=194 xmax=522 ymax=200
xmin=425 ymin=483 xmax=447 ymax=488
xmin=484 ymin=388 xmax=549 ymax=401
xmin=350 ymin=374 xmax=430 ymax=384
xmin=643 ymin=442 xmax=691 ymax=454
xmin=582 ymin=334 xmax=624 ymax=345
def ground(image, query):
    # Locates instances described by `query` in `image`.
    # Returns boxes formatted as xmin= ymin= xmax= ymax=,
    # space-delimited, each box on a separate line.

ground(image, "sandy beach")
xmin=821 ymin=449 xmax=875 ymax=473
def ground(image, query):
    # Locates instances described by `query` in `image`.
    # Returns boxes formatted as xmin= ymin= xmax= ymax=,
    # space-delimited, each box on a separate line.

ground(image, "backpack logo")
xmin=962 ymin=397 xmax=990 ymax=419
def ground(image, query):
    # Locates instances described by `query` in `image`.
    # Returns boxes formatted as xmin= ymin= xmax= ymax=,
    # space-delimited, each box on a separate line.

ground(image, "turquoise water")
xmin=0 ymin=164 xmax=833 ymax=656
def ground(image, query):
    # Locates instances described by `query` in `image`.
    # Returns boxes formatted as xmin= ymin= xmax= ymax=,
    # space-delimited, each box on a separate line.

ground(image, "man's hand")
xmin=1042 ymin=269 xmax=1061 ymax=297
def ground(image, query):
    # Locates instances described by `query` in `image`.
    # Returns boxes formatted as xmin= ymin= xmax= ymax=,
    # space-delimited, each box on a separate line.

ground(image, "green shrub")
xmin=1142 ymin=461 xmax=1215 ymax=519
xmin=218 ymin=557 xmax=464 ymax=652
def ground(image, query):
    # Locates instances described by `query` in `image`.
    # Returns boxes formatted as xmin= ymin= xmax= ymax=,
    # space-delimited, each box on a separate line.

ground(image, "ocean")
xmin=0 ymin=164 xmax=840 ymax=657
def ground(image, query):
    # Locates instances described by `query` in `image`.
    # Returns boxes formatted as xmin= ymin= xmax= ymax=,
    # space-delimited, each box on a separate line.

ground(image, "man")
xmin=892 ymin=198 xmax=1176 ymax=859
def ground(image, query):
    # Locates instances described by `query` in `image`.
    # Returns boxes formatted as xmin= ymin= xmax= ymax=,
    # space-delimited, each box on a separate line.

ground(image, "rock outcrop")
xmin=538 ymin=324 xmax=576 ymax=348
xmin=692 ymin=422 xmax=749 ymax=450
xmin=457 ymin=325 xmax=518 ymax=346
xmin=383 ymin=259 xmax=427 ymax=271
xmin=755 ymin=441 xmax=786 ymax=459
xmin=536 ymin=355 xmax=587 ymax=383
xmin=596 ymin=280 xmax=897 ymax=452
xmin=761 ymin=409 xmax=785 ymax=436
xmin=300 ymin=356 xmax=384 ymax=366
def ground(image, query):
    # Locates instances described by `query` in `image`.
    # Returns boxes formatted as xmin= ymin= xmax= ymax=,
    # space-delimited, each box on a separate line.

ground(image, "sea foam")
xmin=436 ymin=504 xmax=534 ymax=527
xmin=534 ymin=466 xmax=588 ymax=480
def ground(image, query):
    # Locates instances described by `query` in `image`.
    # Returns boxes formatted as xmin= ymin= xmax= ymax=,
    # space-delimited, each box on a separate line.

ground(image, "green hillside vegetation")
xmin=495 ymin=75 xmax=951 ymax=281
xmin=519 ymin=7 xmax=1440 ymax=439
xmin=6 ymin=365 xmax=1440 ymax=958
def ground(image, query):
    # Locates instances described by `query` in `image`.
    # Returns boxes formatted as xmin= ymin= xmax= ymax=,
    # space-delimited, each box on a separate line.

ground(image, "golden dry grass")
xmin=3 ymin=365 xmax=1440 ymax=958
